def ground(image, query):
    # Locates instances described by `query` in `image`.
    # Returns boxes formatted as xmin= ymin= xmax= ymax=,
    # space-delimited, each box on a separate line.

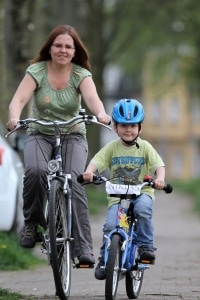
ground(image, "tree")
xmin=2 ymin=0 xmax=200 ymax=152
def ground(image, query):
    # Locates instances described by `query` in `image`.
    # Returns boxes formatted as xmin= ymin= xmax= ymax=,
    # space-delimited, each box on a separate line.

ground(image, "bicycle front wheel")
xmin=125 ymin=247 xmax=144 ymax=299
xmin=49 ymin=179 xmax=71 ymax=300
xmin=105 ymin=234 xmax=121 ymax=300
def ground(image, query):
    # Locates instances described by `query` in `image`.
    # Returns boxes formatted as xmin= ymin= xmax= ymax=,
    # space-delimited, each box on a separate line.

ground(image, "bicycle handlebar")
xmin=77 ymin=174 xmax=173 ymax=194
xmin=6 ymin=114 xmax=112 ymax=137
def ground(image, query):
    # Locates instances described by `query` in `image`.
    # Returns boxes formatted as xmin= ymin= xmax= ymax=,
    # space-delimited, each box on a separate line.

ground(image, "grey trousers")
xmin=23 ymin=132 xmax=93 ymax=258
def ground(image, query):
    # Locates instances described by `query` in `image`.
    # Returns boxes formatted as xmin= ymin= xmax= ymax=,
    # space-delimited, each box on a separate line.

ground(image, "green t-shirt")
xmin=26 ymin=61 xmax=92 ymax=135
xmin=91 ymin=137 xmax=165 ymax=206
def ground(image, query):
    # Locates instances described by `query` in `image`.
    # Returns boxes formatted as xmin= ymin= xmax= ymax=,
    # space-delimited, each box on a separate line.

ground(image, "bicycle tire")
xmin=105 ymin=234 xmax=121 ymax=300
xmin=125 ymin=247 xmax=144 ymax=299
xmin=49 ymin=179 xmax=71 ymax=300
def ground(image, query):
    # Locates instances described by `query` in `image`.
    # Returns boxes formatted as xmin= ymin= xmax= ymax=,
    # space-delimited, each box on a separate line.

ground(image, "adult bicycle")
xmin=77 ymin=174 xmax=173 ymax=300
xmin=6 ymin=110 xmax=111 ymax=300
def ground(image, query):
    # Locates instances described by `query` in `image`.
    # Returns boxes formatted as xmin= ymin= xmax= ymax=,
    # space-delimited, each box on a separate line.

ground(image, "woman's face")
xmin=49 ymin=33 xmax=75 ymax=65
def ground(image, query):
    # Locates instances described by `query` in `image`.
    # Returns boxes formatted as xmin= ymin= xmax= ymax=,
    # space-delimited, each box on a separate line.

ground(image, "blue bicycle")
xmin=77 ymin=174 xmax=173 ymax=300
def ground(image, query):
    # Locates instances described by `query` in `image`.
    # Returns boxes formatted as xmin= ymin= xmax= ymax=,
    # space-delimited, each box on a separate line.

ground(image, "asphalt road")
xmin=0 ymin=190 xmax=200 ymax=300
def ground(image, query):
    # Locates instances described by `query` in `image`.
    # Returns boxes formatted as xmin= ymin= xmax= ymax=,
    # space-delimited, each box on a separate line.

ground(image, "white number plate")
xmin=106 ymin=181 xmax=142 ymax=195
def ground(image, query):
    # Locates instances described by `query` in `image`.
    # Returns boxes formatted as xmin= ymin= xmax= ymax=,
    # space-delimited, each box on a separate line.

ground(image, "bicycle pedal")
xmin=41 ymin=247 xmax=48 ymax=254
xmin=139 ymin=258 xmax=155 ymax=265
xmin=75 ymin=263 xmax=94 ymax=269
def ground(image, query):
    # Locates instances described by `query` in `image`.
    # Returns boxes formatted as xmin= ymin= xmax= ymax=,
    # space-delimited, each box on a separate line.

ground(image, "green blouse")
xmin=26 ymin=61 xmax=92 ymax=135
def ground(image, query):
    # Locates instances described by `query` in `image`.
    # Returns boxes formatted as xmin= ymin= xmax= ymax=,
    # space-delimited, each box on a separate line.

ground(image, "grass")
xmin=0 ymin=231 xmax=45 ymax=271
xmin=0 ymin=288 xmax=34 ymax=300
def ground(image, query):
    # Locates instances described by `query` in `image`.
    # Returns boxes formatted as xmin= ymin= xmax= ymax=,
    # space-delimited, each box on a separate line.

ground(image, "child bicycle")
xmin=77 ymin=174 xmax=173 ymax=300
xmin=6 ymin=110 xmax=111 ymax=300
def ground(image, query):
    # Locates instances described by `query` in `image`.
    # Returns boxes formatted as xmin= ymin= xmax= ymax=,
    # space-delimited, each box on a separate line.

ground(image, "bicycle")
xmin=6 ymin=110 xmax=111 ymax=300
xmin=77 ymin=174 xmax=173 ymax=300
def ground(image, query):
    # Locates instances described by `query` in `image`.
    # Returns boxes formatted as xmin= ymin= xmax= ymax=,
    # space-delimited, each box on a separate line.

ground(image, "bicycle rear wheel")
xmin=125 ymin=248 xmax=144 ymax=299
xmin=105 ymin=234 xmax=121 ymax=300
xmin=49 ymin=179 xmax=71 ymax=300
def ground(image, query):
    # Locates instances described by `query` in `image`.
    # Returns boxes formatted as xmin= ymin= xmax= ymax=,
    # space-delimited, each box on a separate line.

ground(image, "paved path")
xmin=0 ymin=190 xmax=200 ymax=299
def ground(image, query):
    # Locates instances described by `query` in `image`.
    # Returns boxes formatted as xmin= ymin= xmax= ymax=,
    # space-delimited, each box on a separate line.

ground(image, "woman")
xmin=7 ymin=25 xmax=110 ymax=265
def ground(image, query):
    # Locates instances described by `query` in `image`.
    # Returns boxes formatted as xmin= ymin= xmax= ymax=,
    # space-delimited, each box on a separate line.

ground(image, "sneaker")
xmin=95 ymin=257 xmax=106 ymax=280
xmin=79 ymin=253 xmax=95 ymax=265
xmin=138 ymin=246 xmax=156 ymax=264
xmin=20 ymin=224 xmax=37 ymax=248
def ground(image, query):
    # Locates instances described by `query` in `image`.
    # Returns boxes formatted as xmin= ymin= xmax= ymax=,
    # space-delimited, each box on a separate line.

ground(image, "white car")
xmin=0 ymin=124 xmax=24 ymax=232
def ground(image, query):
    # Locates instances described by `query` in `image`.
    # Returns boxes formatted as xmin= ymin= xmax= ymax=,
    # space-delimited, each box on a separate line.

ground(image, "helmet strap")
xmin=121 ymin=137 xmax=139 ymax=148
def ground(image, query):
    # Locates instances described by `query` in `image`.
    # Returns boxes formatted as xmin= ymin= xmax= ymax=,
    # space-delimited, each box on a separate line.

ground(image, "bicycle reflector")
xmin=48 ymin=160 xmax=59 ymax=172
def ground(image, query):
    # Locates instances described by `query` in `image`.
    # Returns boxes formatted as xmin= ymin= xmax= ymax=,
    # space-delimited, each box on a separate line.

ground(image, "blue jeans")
xmin=100 ymin=193 xmax=154 ymax=257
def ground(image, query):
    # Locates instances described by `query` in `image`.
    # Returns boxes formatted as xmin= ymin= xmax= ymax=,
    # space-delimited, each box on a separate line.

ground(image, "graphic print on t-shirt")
xmin=111 ymin=156 xmax=145 ymax=185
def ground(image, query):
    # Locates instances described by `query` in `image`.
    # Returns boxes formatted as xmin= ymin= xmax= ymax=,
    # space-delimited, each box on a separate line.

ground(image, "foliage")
xmin=172 ymin=178 xmax=200 ymax=213
xmin=0 ymin=288 xmax=33 ymax=300
xmin=0 ymin=232 xmax=45 ymax=271
xmin=2 ymin=0 xmax=200 ymax=154
xmin=86 ymin=185 xmax=107 ymax=214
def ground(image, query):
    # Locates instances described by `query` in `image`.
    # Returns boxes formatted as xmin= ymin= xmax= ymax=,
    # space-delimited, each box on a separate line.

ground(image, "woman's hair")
xmin=30 ymin=25 xmax=91 ymax=71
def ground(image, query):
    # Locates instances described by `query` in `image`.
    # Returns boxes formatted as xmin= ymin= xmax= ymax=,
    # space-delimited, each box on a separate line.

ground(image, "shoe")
xmin=20 ymin=224 xmax=37 ymax=248
xmin=79 ymin=253 xmax=95 ymax=265
xmin=138 ymin=246 xmax=156 ymax=264
xmin=95 ymin=257 xmax=106 ymax=280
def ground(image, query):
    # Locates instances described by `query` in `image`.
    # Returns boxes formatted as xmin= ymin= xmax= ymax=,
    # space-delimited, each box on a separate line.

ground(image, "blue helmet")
xmin=112 ymin=99 xmax=145 ymax=124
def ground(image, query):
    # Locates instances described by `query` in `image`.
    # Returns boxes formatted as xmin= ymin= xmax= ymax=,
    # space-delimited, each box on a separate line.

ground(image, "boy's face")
xmin=113 ymin=123 xmax=142 ymax=144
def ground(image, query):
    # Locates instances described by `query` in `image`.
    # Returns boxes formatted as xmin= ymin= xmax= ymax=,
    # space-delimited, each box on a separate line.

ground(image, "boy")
xmin=82 ymin=98 xmax=165 ymax=280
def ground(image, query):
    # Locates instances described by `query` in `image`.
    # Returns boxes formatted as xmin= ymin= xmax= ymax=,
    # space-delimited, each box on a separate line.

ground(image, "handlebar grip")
xmin=77 ymin=174 xmax=84 ymax=183
xmin=163 ymin=184 xmax=173 ymax=194
xmin=77 ymin=174 xmax=98 ymax=184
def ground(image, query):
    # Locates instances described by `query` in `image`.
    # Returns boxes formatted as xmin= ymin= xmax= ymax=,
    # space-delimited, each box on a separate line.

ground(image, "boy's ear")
xmin=113 ymin=123 xmax=118 ymax=132
xmin=139 ymin=123 xmax=143 ymax=133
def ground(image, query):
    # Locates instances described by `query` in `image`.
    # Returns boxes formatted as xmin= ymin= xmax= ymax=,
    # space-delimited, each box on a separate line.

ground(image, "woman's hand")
xmin=97 ymin=112 xmax=111 ymax=125
xmin=7 ymin=118 xmax=19 ymax=131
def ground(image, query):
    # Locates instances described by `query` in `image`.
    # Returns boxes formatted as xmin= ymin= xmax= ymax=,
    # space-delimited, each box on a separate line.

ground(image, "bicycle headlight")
xmin=48 ymin=160 xmax=59 ymax=172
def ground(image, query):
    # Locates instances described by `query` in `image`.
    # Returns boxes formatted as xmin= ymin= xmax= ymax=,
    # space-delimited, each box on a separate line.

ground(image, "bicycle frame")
xmin=103 ymin=202 xmax=149 ymax=276
xmin=77 ymin=174 xmax=173 ymax=300
xmin=6 ymin=111 xmax=111 ymax=300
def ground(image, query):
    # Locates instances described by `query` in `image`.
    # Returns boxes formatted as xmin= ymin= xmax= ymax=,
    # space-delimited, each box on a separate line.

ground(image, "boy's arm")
xmin=154 ymin=166 xmax=165 ymax=190
xmin=82 ymin=162 xmax=98 ymax=182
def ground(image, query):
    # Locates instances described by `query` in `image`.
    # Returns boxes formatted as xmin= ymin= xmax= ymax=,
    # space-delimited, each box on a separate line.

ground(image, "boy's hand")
xmin=82 ymin=172 xmax=95 ymax=182
xmin=154 ymin=179 xmax=165 ymax=190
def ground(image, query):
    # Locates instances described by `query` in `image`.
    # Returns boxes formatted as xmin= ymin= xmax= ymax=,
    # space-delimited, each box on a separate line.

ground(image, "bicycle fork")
xmin=104 ymin=228 xmax=149 ymax=275
xmin=41 ymin=174 xmax=73 ymax=262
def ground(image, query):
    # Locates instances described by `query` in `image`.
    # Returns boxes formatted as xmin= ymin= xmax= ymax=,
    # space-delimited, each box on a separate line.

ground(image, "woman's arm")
xmin=7 ymin=74 xmax=37 ymax=130
xmin=79 ymin=76 xmax=110 ymax=124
